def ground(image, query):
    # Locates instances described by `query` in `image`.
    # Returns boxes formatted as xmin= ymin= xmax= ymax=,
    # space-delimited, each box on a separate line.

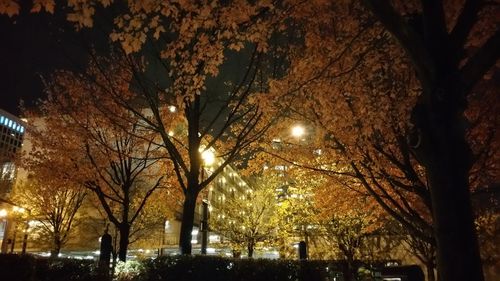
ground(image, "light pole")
xmin=0 ymin=208 xmax=8 ymax=253
xmin=287 ymin=124 xmax=311 ymax=258
xmin=21 ymin=210 xmax=32 ymax=254
xmin=200 ymin=149 xmax=215 ymax=255
xmin=0 ymin=204 xmax=29 ymax=254
xmin=9 ymin=206 xmax=27 ymax=253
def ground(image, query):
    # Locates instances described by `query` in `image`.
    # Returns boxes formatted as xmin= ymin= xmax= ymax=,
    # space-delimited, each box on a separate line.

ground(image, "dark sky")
xmin=0 ymin=8 xmax=107 ymax=116
xmin=0 ymin=12 xmax=61 ymax=115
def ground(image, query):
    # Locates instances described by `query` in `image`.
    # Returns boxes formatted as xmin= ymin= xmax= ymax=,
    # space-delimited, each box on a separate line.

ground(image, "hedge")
xmin=134 ymin=256 xmax=346 ymax=281
xmin=0 ymin=254 xmax=104 ymax=281
xmin=0 ymin=254 xmax=422 ymax=281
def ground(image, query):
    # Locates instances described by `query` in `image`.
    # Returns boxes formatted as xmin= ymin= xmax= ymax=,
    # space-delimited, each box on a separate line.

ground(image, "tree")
xmin=23 ymin=66 xmax=177 ymax=261
xmin=1 ymin=0 xmax=288 ymax=256
xmin=325 ymin=213 xmax=376 ymax=281
xmin=14 ymin=178 xmax=86 ymax=257
xmin=256 ymin=1 xmax=498 ymax=280
xmin=82 ymin=123 xmax=168 ymax=262
xmin=313 ymin=176 xmax=406 ymax=280
xmin=210 ymin=176 xmax=278 ymax=258
xmin=359 ymin=2 xmax=499 ymax=280
xmin=403 ymin=234 xmax=437 ymax=281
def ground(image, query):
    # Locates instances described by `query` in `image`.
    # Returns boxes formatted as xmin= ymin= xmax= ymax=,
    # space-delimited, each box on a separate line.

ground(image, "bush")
xmin=115 ymin=260 xmax=145 ymax=281
xmin=138 ymin=256 xmax=346 ymax=281
xmin=0 ymin=254 xmax=104 ymax=281
xmin=0 ymin=254 xmax=36 ymax=281
xmin=34 ymin=258 xmax=102 ymax=281
xmin=0 ymin=254 xmax=420 ymax=281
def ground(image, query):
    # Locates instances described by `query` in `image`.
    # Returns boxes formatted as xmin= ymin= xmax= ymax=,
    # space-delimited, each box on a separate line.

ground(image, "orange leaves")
xmin=30 ymin=0 xmax=55 ymax=13
xmin=65 ymin=0 xmax=97 ymax=28
xmin=0 ymin=0 xmax=19 ymax=17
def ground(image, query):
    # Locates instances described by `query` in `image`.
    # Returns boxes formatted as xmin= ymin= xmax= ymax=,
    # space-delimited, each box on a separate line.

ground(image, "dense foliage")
xmin=0 ymin=254 xmax=103 ymax=281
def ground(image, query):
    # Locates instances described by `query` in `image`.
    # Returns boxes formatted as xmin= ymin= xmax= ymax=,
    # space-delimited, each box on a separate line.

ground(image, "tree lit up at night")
xmin=0 ymin=1 xmax=497 ymax=281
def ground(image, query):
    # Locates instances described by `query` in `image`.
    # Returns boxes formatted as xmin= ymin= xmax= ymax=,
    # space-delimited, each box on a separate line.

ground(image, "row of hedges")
xmin=0 ymin=254 xmax=105 ymax=281
xmin=122 ymin=256 xmax=350 ymax=281
xmin=0 ymin=254 xmax=422 ymax=281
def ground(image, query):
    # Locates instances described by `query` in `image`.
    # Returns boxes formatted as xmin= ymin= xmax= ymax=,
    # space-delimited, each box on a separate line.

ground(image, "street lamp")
xmin=200 ymin=148 xmax=215 ymax=255
xmin=0 ymin=203 xmax=31 ymax=254
xmin=291 ymin=125 xmax=305 ymax=138
xmin=201 ymin=150 xmax=215 ymax=166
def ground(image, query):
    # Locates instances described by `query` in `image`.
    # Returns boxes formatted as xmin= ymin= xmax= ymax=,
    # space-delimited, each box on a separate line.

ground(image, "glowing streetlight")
xmin=201 ymin=150 xmax=215 ymax=166
xmin=291 ymin=125 xmax=305 ymax=138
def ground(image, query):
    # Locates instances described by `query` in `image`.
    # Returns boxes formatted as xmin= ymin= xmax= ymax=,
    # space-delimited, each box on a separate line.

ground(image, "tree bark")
xmin=415 ymin=86 xmax=484 ymax=281
xmin=51 ymin=233 xmax=62 ymax=258
xmin=179 ymin=190 xmax=198 ymax=255
xmin=361 ymin=2 xmax=487 ymax=280
xmin=118 ymin=224 xmax=130 ymax=262
xmin=247 ymin=239 xmax=255 ymax=258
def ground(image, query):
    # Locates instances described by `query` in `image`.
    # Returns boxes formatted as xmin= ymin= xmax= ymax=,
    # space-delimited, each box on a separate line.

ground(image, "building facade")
xmin=0 ymin=108 xmax=26 ymax=253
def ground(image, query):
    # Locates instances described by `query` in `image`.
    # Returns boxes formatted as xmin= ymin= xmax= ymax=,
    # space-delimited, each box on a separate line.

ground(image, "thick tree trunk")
xmin=50 ymin=245 xmax=61 ymax=258
xmin=51 ymin=233 xmax=62 ymax=258
xmin=346 ymin=254 xmax=354 ymax=281
xmin=415 ymin=86 xmax=484 ymax=281
xmin=247 ymin=240 xmax=255 ymax=258
xmin=179 ymin=191 xmax=198 ymax=255
xmin=118 ymin=224 xmax=130 ymax=262
xmin=340 ymin=247 xmax=354 ymax=281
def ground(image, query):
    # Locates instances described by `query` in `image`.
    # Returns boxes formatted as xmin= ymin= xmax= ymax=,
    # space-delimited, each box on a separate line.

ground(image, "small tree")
xmin=14 ymin=178 xmax=86 ymax=257
xmin=23 ymin=67 xmax=179 ymax=261
xmin=210 ymin=178 xmax=278 ymax=258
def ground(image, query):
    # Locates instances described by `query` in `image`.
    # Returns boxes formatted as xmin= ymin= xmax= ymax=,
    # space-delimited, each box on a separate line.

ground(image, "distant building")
xmin=161 ymin=155 xmax=253 ymax=255
xmin=0 ymin=108 xmax=26 ymax=253
xmin=0 ymin=109 xmax=25 ymax=197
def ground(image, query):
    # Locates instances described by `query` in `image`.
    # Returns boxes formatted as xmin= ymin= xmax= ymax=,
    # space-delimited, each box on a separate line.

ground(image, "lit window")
xmin=1 ymin=162 xmax=15 ymax=181
xmin=275 ymin=165 xmax=286 ymax=171
xmin=0 ymin=116 xmax=3 ymax=123
xmin=20 ymin=127 xmax=24 ymax=133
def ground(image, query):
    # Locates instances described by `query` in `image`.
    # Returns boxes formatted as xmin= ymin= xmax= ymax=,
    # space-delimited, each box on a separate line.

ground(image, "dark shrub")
xmin=34 ymin=258 xmax=102 ymax=281
xmin=0 ymin=254 xmax=36 ymax=281
xmin=138 ymin=256 xmax=346 ymax=281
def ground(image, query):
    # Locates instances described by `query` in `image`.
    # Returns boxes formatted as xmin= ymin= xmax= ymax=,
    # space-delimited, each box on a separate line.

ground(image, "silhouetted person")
xmin=298 ymin=241 xmax=307 ymax=260
xmin=99 ymin=226 xmax=113 ymax=278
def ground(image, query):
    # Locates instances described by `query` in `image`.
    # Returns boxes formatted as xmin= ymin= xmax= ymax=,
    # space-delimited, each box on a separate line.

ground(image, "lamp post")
xmin=0 ymin=208 xmax=8 ymax=253
xmin=289 ymin=125 xmax=311 ymax=258
xmin=9 ymin=206 xmax=27 ymax=253
xmin=21 ymin=210 xmax=32 ymax=254
xmin=0 ymin=204 xmax=30 ymax=253
xmin=200 ymin=149 xmax=215 ymax=255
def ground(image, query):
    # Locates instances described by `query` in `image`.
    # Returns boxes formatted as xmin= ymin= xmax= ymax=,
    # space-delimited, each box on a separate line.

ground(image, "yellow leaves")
xmin=0 ymin=0 xmax=20 ymax=17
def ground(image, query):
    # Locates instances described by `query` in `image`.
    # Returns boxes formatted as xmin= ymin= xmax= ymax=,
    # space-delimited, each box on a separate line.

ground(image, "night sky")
xmin=0 ymin=8 xmax=107 ymax=116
